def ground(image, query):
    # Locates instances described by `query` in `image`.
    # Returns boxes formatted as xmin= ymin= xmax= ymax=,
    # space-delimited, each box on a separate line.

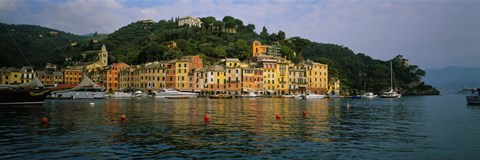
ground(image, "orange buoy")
xmin=276 ymin=114 xmax=281 ymax=120
xmin=204 ymin=114 xmax=209 ymax=122
xmin=41 ymin=117 xmax=48 ymax=124
xmin=303 ymin=111 xmax=307 ymax=118
xmin=120 ymin=114 xmax=126 ymax=121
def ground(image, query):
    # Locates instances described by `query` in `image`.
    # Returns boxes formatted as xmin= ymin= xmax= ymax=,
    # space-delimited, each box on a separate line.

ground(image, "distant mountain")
xmin=424 ymin=66 xmax=480 ymax=90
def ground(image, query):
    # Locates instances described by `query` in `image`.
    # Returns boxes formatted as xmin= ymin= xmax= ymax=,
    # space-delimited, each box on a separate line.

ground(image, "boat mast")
xmin=390 ymin=61 xmax=393 ymax=91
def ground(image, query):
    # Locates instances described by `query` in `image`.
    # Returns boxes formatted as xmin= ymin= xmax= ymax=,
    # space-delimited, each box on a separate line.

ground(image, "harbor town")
xmin=1 ymin=40 xmax=339 ymax=98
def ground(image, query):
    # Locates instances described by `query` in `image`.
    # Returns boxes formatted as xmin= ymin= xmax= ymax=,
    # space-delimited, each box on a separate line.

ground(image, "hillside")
xmin=0 ymin=23 xmax=88 ymax=68
xmin=0 ymin=16 xmax=439 ymax=95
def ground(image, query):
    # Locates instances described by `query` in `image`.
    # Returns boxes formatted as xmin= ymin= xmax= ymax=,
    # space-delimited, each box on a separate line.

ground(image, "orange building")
xmin=165 ymin=61 xmax=176 ymax=89
xmin=253 ymin=68 xmax=264 ymax=94
xmin=252 ymin=40 xmax=268 ymax=57
xmin=103 ymin=63 xmax=129 ymax=92
xmin=63 ymin=67 xmax=83 ymax=85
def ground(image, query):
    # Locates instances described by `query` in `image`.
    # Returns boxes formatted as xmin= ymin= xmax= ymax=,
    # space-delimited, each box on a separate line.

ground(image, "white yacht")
xmin=50 ymin=75 xmax=106 ymax=99
xmin=110 ymin=91 xmax=133 ymax=98
xmin=301 ymin=92 xmax=326 ymax=99
xmin=361 ymin=92 xmax=378 ymax=99
xmin=243 ymin=91 xmax=260 ymax=98
xmin=151 ymin=89 xmax=198 ymax=98
xmin=132 ymin=90 xmax=146 ymax=98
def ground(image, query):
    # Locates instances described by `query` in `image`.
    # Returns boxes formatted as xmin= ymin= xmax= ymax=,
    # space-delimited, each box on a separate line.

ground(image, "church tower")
xmin=99 ymin=44 xmax=108 ymax=66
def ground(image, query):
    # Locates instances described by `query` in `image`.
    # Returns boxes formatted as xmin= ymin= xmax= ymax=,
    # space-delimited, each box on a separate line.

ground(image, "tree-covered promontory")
xmin=0 ymin=16 xmax=439 ymax=95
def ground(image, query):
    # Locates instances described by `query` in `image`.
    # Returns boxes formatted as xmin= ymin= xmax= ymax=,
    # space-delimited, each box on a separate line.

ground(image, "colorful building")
xmin=63 ymin=67 xmax=83 ymax=85
xmin=224 ymin=58 xmax=242 ymax=95
xmin=37 ymin=71 xmax=63 ymax=86
xmin=252 ymin=40 xmax=268 ymax=57
xmin=103 ymin=62 xmax=130 ymax=92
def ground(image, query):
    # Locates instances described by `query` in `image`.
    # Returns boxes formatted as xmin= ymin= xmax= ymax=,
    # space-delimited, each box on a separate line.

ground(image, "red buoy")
xmin=120 ymin=114 xmax=126 ymax=121
xmin=303 ymin=111 xmax=307 ymax=118
xmin=276 ymin=114 xmax=281 ymax=120
xmin=41 ymin=117 xmax=48 ymax=124
xmin=204 ymin=114 xmax=209 ymax=122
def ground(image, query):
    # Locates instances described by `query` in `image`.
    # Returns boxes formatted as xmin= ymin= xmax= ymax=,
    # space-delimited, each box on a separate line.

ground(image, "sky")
xmin=0 ymin=0 xmax=479 ymax=69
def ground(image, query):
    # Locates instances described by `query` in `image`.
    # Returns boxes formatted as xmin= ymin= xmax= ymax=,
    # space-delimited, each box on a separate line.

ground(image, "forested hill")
xmin=0 ymin=23 xmax=86 ymax=67
xmin=0 ymin=16 xmax=439 ymax=95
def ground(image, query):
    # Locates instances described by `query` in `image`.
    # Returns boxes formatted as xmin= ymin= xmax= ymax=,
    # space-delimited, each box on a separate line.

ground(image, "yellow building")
xmin=175 ymin=59 xmax=189 ymax=91
xmin=206 ymin=65 xmax=226 ymax=94
xmin=0 ymin=68 xmax=21 ymax=85
xmin=304 ymin=60 xmax=329 ymax=94
xmin=258 ymin=58 xmax=277 ymax=95
xmin=275 ymin=58 xmax=291 ymax=95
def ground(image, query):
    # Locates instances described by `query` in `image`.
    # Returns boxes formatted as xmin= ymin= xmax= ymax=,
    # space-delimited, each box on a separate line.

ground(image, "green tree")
xmin=260 ymin=26 xmax=269 ymax=42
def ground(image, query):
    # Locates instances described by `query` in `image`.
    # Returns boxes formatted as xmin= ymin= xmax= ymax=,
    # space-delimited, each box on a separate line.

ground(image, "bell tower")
xmin=100 ymin=44 xmax=108 ymax=66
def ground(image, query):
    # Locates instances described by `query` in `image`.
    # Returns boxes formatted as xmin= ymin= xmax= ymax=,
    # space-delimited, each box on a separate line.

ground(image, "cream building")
xmin=178 ymin=16 xmax=202 ymax=27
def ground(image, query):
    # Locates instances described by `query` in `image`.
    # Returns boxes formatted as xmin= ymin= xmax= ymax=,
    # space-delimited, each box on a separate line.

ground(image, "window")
xmin=178 ymin=64 xmax=181 ymax=68
xmin=184 ymin=64 xmax=187 ymax=67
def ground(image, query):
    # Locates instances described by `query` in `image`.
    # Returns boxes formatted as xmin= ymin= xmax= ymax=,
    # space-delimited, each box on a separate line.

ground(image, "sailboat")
xmin=380 ymin=61 xmax=402 ymax=98
xmin=49 ymin=74 xmax=106 ymax=99
xmin=0 ymin=77 xmax=51 ymax=105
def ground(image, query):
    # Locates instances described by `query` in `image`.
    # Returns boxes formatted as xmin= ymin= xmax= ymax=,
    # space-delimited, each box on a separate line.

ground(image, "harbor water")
xmin=1 ymin=94 xmax=479 ymax=159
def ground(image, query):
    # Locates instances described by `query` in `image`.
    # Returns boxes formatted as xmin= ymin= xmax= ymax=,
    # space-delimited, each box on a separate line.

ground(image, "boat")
xmin=281 ymin=94 xmax=297 ymax=98
xmin=301 ymin=92 xmax=326 ymax=99
xmin=209 ymin=94 xmax=234 ymax=99
xmin=132 ymin=90 xmax=146 ymax=98
xmin=0 ymin=77 xmax=51 ymax=105
xmin=466 ymin=88 xmax=480 ymax=104
xmin=49 ymin=75 xmax=106 ymax=99
xmin=380 ymin=61 xmax=402 ymax=98
xmin=350 ymin=95 xmax=362 ymax=99
xmin=243 ymin=91 xmax=260 ymax=98
xmin=151 ymin=88 xmax=198 ymax=98
xmin=109 ymin=90 xmax=133 ymax=98
xmin=361 ymin=92 xmax=378 ymax=99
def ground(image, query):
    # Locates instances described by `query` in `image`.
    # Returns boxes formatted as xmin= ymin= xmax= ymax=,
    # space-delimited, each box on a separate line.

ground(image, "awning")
xmin=266 ymin=90 xmax=275 ymax=93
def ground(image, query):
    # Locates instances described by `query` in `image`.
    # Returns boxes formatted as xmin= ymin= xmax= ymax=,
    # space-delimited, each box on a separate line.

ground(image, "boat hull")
xmin=380 ymin=94 xmax=402 ymax=98
xmin=209 ymin=94 xmax=234 ymax=99
xmin=50 ymin=90 xmax=106 ymax=99
xmin=466 ymin=96 xmax=480 ymax=104
xmin=0 ymin=88 xmax=51 ymax=105
xmin=301 ymin=94 xmax=326 ymax=99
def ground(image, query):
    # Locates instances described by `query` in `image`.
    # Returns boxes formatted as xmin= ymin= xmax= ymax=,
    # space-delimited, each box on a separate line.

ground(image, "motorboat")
xmin=209 ymin=94 xmax=234 ymax=99
xmin=301 ymin=93 xmax=326 ymax=99
xmin=109 ymin=90 xmax=133 ymax=98
xmin=466 ymin=88 xmax=480 ymax=104
xmin=0 ymin=77 xmax=51 ymax=105
xmin=361 ymin=92 xmax=378 ymax=99
xmin=281 ymin=94 xmax=299 ymax=98
xmin=49 ymin=75 xmax=106 ymax=99
xmin=151 ymin=88 xmax=198 ymax=98
xmin=243 ymin=91 xmax=260 ymax=98
xmin=132 ymin=90 xmax=146 ymax=98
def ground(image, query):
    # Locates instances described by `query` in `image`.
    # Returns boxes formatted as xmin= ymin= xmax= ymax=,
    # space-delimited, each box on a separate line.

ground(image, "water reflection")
xmin=1 ymin=96 xmax=479 ymax=159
